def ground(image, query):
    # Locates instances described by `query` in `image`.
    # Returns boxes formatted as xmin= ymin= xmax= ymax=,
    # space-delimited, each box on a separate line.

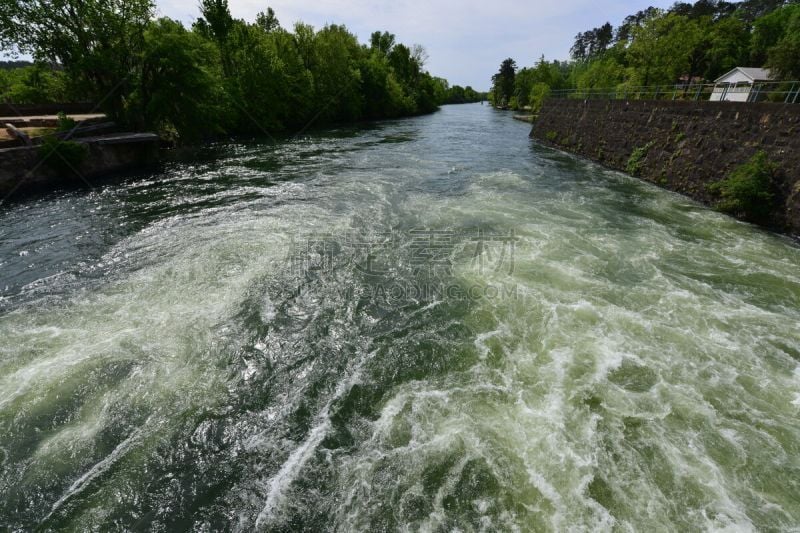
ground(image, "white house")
xmin=710 ymin=67 xmax=773 ymax=102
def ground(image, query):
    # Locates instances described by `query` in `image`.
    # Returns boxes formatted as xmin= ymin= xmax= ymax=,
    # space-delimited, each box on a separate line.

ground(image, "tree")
xmin=0 ymin=63 xmax=73 ymax=103
xmin=369 ymin=31 xmax=395 ymax=55
xmin=575 ymin=56 xmax=627 ymax=90
xmin=703 ymin=15 xmax=751 ymax=80
xmin=1 ymin=1 xmax=451 ymax=140
xmin=388 ymin=44 xmax=421 ymax=87
xmin=764 ymin=5 xmax=800 ymax=79
xmin=616 ymin=7 xmax=661 ymax=43
xmin=410 ymin=44 xmax=429 ymax=67
xmin=669 ymin=0 xmax=737 ymax=20
xmin=195 ymin=0 xmax=236 ymax=77
xmin=491 ymin=58 xmax=516 ymax=106
xmin=135 ymin=18 xmax=226 ymax=140
xmin=737 ymin=0 xmax=791 ymax=23
xmin=431 ymin=76 xmax=449 ymax=104
xmin=195 ymin=0 xmax=234 ymax=44
xmin=0 ymin=0 xmax=154 ymax=121
xmin=626 ymin=12 xmax=704 ymax=86
xmin=528 ymin=82 xmax=551 ymax=113
xmin=220 ymin=22 xmax=314 ymax=132
xmin=752 ymin=3 xmax=800 ymax=74
xmin=311 ymin=24 xmax=364 ymax=122
xmin=256 ymin=7 xmax=280 ymax=32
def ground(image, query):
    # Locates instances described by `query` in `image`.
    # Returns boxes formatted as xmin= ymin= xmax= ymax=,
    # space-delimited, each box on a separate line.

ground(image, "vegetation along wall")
xmin=531 ymin=99 xmax=800 ymax=235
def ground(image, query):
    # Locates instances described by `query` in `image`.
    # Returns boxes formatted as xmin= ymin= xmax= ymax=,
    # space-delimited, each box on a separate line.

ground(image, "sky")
xmin=156 ymin=0 xmax=678 ymax=90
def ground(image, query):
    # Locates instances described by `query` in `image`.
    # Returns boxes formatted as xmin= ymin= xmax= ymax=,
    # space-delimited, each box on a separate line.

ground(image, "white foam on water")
xmin=792 ymin=366 xmax=800 ymax=408
xmin=3 ymin=134 xmax=800 ymax=530
xmin=0 ymin=198 xmax=356 ymax=519
xmin=46 ymin=424 xmax=145 ymax=518
xmin=254 ymin=349 xmax=375 ymax=528
xmin=319 ymin=169 xmax=800 ymax=530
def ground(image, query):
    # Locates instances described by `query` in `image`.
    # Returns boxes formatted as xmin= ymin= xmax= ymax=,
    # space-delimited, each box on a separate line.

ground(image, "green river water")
xmin=0 ymin=103 xmax=799 ymax=531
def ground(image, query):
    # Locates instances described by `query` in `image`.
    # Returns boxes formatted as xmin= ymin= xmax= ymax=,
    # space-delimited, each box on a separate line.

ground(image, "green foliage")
xmin=704 ymin=15 xmax=751 ymax=81
xmin=0 ymin=64 xmax=75 ymax=104
xmin=709 ymin=151 xmax=777 ymax=221
xmin=750 ymin=4 xmax=799 ymax=64
xmin=626 ymin=141 xmax=655 ymax=175
xmin=762 ymin=5 xmax=800 ymax=79
xmin=56 ymin=112 xmax=76 ymax=132
xmin=575 ymin=57 xmax=627 ymax=91
xmin=529 ymin=83 xmax=551 ymax=114
xmin=370 ymin=31 xmax=396 ymax=55
xmin=512 ymin=56 xmax=568 ymax=110
xmin=491 ymin=58 xmax=517 ymax=107
xmin=0 ymin=0 xmax=154 ymax=121
xmin=571 ymin=22 xmax=614 ymax=61
xmin=626 ymin=13 xmax=706 ymax=86
xmin=134 ymin=18 xmax=226 ymax=140
xmin=256 ymin=8 xmax=280 ymax=33
xmin=0 ymin=2 xmax=449 ymax=143
xmin=546 ymin=131 xmax=558 ymax=141
xmin=310 ymin=24 xmax=365 ymax=123
xmin=501 ymin=0 xmax=797 ymax=108
xmin=38 ymin=136 xmax=89 ymax=174
xmin=441 ymin=83 xmax=485 ymax=104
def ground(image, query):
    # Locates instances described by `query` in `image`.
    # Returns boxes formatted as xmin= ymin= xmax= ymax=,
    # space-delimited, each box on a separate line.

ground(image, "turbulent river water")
xmin=1 ymin=103 xmax=799 ymax=531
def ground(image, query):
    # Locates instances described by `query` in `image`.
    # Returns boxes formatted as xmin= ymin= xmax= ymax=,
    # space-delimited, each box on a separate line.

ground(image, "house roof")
xmin=714 ymin=67 xmax=772 ymax=83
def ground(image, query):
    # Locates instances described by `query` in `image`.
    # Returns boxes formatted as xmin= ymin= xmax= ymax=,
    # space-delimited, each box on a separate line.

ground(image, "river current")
xmin=1 ymin=103 xmax=799 ymax=530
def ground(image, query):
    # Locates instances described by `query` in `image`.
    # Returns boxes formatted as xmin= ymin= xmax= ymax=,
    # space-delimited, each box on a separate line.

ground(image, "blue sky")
xmin=157 ymin=0 xmax=678 ymax=90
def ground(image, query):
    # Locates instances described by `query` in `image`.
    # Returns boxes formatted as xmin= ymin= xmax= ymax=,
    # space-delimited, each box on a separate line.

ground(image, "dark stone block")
xmin=531 ymin=98 xmax=800 ymax=234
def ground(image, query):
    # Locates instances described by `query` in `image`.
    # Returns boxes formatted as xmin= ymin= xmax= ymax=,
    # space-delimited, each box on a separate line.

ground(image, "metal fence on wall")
xmin=549 ymin=81 xmax=800 ymax=104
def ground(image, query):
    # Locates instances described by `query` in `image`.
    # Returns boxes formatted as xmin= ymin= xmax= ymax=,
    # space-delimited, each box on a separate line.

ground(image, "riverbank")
xmin=0 ymin=133 xmax=160 ymax=199
xmin=530 ymin=99 xmax=800 ymax=235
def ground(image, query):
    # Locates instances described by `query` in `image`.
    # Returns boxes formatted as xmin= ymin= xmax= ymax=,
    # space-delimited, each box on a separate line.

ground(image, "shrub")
xmin=38 ymin=136 xmax=89 ymax=175
xmin=529 ymin=82 xmax=551 ymax=114
xmin=56 ymin=111 xmax=77 ymax=132
xmin=625 ymin=141 xmax=655 ymax=176
xmin=546 ymin=130 xmax=558 ymax=141
xmin=709 ymin=151 xmax=776 ymax=222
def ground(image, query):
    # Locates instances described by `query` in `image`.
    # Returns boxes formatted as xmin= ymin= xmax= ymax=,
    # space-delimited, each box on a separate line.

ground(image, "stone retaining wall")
xmin=530 ymin=99 xmax=800 ymax=234
xmin=0 ymin=134 xmax=159 ymax=199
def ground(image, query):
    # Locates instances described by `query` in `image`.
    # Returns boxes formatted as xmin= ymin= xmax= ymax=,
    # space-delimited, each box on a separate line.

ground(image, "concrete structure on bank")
xmin=0 ymin=133 xmax=160 ymax=199
xmin=710 ymin=67 xmax=773 ymax=102
xmin=530 ymin=99 xmax=800 ymax=234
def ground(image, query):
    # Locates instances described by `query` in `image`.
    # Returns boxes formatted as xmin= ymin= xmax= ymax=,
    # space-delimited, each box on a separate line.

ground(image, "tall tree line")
xmin=491 ymin=0 xmax=800 ymax=111
xmin=0 ymin=0 xmax=459 ymax=141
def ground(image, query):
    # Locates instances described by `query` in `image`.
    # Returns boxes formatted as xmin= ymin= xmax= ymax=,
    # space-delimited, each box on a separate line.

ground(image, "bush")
xmin=625 ymin=141 xmax=655 ymax=176
xmin=529 ymin=82 xmax=551 ymax=114
xmin=56 ymin=112 xmax=77 ymax=132
xmin=38 ymin=136 xmax=89 ymax=175
xmin=709 ymin=151 xmax=777 ymax=222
